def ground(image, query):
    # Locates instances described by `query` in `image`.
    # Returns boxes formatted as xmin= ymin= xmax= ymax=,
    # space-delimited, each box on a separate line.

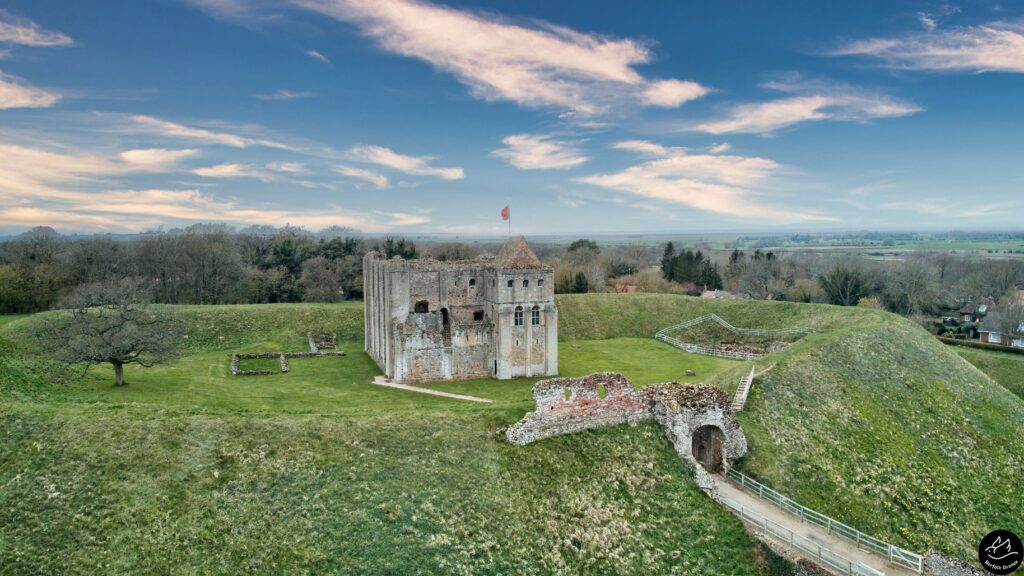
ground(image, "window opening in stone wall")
xmin=523 ymin=279 xmax=529 ymax=288
xmin=469 ymin=278 xmax=476 ymax=286
xmin=539 ymin=279 xmax=544 ymax=287
xmin=507 ymin=279 xmax=513 ymax=288
xmin=414 ymin=300 xmax=428 ymax=313
xmin=514 ymin=306 xmax=523 ymax=326
xmin=564 ymin=387 xmax=571 ymax=401
xmin=598 ymin=384 xmax=606 ymax=399
xmin=531 ymin=305 xmax=540 ymax=325
xmin=473 ymin=310 xmax=484 ymax=321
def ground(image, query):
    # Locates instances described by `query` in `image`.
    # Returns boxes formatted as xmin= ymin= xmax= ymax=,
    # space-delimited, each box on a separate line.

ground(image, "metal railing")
xmin=725 ymin=469 xmax=923 ymax=573
xmin=655 ymin=333 xmax=763 ymax=360
xmin=719 ymin=495 xmax=886 ymax=576
xmin=732 ymin=366 xmax=757 ymax=411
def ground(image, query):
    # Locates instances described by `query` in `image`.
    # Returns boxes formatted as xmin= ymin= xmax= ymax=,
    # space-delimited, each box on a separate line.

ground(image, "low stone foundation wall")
xmin=507 ymin=372 xmax=748 ymax=490
xmin=230 ymin=350 xmax=347 ymax=376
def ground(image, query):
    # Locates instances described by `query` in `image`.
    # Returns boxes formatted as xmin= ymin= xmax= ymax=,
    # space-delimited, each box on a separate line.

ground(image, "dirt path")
xmin=370 ymin=376 xmax=494 ymax=403
xmin=715 ymin=476 xmax=919 ymax=576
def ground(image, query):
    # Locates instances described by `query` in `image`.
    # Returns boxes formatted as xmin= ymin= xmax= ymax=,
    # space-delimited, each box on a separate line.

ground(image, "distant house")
xmin=959 ymin=297 xmax=995 ymax=322
xmin=979 ymin=315 xmax=1024 ymax=349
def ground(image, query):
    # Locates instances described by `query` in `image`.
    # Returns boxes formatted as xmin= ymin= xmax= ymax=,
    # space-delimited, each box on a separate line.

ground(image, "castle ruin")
xmin=363 ymin=236 xmax=558 ymax=382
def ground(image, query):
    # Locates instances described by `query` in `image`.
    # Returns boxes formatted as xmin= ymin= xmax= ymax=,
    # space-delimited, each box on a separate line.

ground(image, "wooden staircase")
xmin=732 ymin=366 xmax=756 ymax=411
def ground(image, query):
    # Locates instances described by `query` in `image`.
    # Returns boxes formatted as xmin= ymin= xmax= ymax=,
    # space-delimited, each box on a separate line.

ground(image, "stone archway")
xmin=691 ymin=425 xmax=726 ymax=473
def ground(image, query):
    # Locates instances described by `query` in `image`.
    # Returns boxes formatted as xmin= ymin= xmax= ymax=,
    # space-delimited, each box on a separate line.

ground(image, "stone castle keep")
xmin=363 ymin=237 xmax=558 ymax=382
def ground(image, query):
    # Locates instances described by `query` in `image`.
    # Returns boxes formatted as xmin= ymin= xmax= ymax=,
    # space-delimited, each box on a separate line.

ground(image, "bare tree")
xmin=33 ymin=279 xmax=185 ymax=386
xmin=818 ymin=258 xmax=872 ymax=306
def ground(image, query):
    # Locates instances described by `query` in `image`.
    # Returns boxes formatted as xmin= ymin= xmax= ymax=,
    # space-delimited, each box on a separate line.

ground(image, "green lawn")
xmin=0 ymin=305 xmax=766 ymax=575
xmin=2 ymin=295 xmax=1023 ymax=572
xmin=953 ymin=346 xmax=1024 ymax=399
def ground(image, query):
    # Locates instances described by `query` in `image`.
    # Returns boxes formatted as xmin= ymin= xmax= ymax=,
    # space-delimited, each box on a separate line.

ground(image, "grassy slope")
xmin=0 ymin=303 xmax=763 ymax=575
xmin=953 ymin=346 xmax=1024 ymax=400
xmin=3 ymin=294 xmax=1022 ymax=569
xmin=559 ymin=294 xmax=1024 ymax=560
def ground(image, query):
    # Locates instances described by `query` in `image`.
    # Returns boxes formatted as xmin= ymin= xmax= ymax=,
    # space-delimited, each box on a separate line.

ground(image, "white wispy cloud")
xmin=576 ymin=140 xmax=835 ymax=222
xmin=641 ymin=79 xmax=709 ymax=107
xmin=119 ymin=148 xmax=200 ymax=170
xmin=335 ymin=165 xmax=390 ymax=188
xmin=0 ymin=70 xmax=60 ymax=109
xmin=305 ymin=49 xmax=331 ymax=64
xmin=256 ymin=89 xmax=315 ymax=101
xmin=491 ymin=133 xmax=588 ymax=170
xmin=0 ymin=141 xmax=426 ymax=232
xmin=124 ymin=114 xmax=294 ymax=149
xmin=194 ymin=163 xmax=269 ymax=180
xmin=291 ymin=0 xmax=708 ymax=114
xmin=266 ymin=161 xmax=306 ymax=173
xmin=0 ymin=11 xmax=73 ymax=47
xmin=343 ymin=144 xmax=464 ymax=180
xmin=691 ymin=78 xmax=921 ymax=135
xmin=832 ymin=19 xmax=1024 ymax=73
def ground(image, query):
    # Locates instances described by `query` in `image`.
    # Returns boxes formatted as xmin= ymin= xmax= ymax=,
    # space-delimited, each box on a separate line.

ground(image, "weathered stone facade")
xmin=363 ymin=237 xmax=558 ymax=382
xmin=507 ymin=372 xmax=748 ymax=490
xmin=506 ymin=372 xmax=650 ymax=445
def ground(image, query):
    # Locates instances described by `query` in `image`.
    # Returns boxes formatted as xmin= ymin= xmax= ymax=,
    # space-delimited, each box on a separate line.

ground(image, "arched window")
xmin=531 ymin=305 xmax=540 ymax=325
xmin=514 ymin=305 xmax=524 ymax=326
xmin=507 ymin=279 xmax=513 ymax=288
xmin=469 ymin=278 xmax=476 ymax=286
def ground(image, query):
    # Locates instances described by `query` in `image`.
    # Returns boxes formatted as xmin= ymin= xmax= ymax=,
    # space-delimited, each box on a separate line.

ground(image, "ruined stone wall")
xmin=506 ymin=373 xmax=650 ymax=445
xmin=507 ymin=373 xmax=748 ymax=488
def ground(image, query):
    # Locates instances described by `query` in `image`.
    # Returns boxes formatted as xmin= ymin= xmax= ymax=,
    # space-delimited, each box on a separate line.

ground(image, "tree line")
xmin=0 ymin=225 xmax=418 ymax=314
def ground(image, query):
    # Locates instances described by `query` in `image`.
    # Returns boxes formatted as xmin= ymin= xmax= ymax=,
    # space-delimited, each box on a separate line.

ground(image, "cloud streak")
xmin=577 ymin=140 xmax=835 ymax=222
xmin=0 ymin=70 xmax=60 ymax=109
xmin=125 ymin=114 xmax=294 ymax=149
xmin=291 ymin=0 xmax=708 ymax=114
xmin=691 ymin=78 xmax=921 ymax=135
xmin=832 ymin=19 xmax=1024 ymax=73
xmin=0 ymin=11 xmax=73 ymax=47
xmin=492 ymin=133 xmax=588 ymax=170
xmin=256 ymin=89 xmax=315 ymax=101
xmin=0 ymin=141 xmax=428 ymax=232
xmin=335 ymin=165 xmax=389 ymax=188
xmin=343 ymin=143 xmax=464 ymax=180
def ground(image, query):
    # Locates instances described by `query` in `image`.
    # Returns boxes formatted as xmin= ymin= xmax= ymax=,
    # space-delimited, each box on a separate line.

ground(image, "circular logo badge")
xmin=979 ymin=530 xmax=1022 ymax=575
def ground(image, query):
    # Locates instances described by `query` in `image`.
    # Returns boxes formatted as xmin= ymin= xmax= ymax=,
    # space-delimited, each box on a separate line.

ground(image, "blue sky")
xmin=0 ymin=0 xmax=1021 ymax=235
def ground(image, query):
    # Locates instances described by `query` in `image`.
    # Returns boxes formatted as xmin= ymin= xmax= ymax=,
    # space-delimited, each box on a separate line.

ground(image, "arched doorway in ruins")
xmin=691 ymin=425 xmax=726 ymax=473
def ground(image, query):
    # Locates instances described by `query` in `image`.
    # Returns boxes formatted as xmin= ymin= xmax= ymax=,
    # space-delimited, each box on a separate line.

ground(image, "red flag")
xmin=501 ymin=204 xmax=510 ymax=221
